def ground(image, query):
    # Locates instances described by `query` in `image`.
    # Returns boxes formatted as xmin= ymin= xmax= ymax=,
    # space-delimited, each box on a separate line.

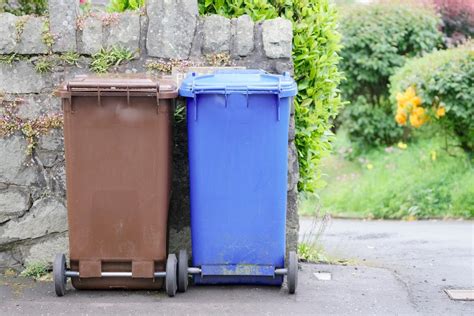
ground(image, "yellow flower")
xmin=410 ymin=114 xmax=425 ymax=128
xmin=396 ymin=92 xmax=408 ymax=104
xmin=395 ymin=111 xmax=407 ymax=125
xmin=431 ymin=150 xmax=437 ymax=161
xmin=397 ymin=142 xmax=408 ymax=149
xmin=409 ymin=106 xmax=428 ymax=128
xmin=405 ymin=86 xmax=416 ymax=100
xmin=410 ymin=96 xmax=422 ymax=107
xmin=411 ymin=106 xmax=425 ymax=116
xmin=367 ymin=163 xmax=374 ymax=170
xmin=436 ymin=106 xmax=446 ymax=118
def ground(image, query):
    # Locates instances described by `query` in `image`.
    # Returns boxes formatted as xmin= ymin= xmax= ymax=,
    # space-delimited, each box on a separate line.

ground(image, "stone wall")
xmin=0 ymin=0 xmax=299 ymax=270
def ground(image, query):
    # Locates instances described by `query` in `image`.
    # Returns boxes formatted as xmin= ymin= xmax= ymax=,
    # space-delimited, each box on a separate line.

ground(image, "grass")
xmin=59 ymin=52 xmax=80 ymax=66
xmin=34 ymin=57 xmax=54 ymax=73
xmin=301 ymin=131 xmax=474 ymax=219
xmin=20 ymin=262 xmax=49 ymax=279
xmin=90 ymin=47 xmax=135 ymax=73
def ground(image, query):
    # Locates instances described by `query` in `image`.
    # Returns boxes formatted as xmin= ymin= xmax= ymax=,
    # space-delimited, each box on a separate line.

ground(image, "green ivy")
xmin=200 ymin=0 xmax=344 ymax=192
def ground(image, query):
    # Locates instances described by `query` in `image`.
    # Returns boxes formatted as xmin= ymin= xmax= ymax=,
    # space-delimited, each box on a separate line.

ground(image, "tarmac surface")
xmin=0 ymin=218 xmax=472 ymax=315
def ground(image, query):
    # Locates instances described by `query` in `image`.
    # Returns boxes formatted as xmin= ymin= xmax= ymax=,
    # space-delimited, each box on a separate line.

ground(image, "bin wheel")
xmin=166 ymin=254 xmax=178 ymax=297
xmin=287 ymin=251 xmax=298 ymax=294
xmin=53 ymin=253 xmax=67 ymax=297
xmin=178 ymin=250 xmax=189 ymax=293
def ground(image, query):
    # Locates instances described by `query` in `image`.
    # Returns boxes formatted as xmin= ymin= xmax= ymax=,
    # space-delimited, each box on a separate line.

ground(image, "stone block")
xmin=105 ymin=12 xmax=140 ymax=53
xmin=37 ymin=129 xmax=64 ymax=168
xmin=202 ymin=15 xmax=231 ymax=54
xmin=232 ymin=15 xmax=254 ymax=57
xmin=0 ymin=61 xmax=51 ymax=93
xmin=51 ymin=163 xmax=66 ymax=197
xmin=24 ymin=233 xmax=69 ymax=265
xmin=16 ymin=16 xmax=49 ymax=54
xmin=0 ymin=134 xmax=38 ymax=186
xmin=48 ymin=0 xmax=79 ymax=52
xmin=0 ymin=13 xmax=18 ymax=54
xmin=0 ymin=187 xmax=31 ymax=224
xmin=1 ymin=197 xmax=67 ymax=243
xmin=286 ymin=187 xmax=299 ymax=254
xmin=146 ymin=0 xmax=198 ymax=59
xmin=287 ymin=141 xmax=299 ymax=192
xmin=15 ymin=94 xmax=62 ymax=120
xmin=262 ymin=18 xmax=293 ymax=59
xmin=79 ymin=15 xmax=103 ymax=55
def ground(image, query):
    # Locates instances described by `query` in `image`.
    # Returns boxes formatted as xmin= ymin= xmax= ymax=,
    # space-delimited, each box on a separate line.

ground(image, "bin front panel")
xmin=187 ymin=92 xmax=290 ymax=284
xmin=63 ymin=90 xmax=173 ymax=289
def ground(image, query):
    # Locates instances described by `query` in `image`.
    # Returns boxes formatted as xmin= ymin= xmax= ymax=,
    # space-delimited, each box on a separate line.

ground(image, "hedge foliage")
xmin=338 ymin=4 xmax=444 ymax=150
xmin=339 ymin=4 xmax=443 ymax=103
xmin=2 ymin=0 xmax=47 ymax=15
xmin=390 ymin=43 xmax=474 ymax=153
xmin=200 ymin=0 xmax=344 ymax=192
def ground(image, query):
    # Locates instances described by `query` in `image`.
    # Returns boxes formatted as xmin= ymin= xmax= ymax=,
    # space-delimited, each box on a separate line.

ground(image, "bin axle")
xmin=64 ymin=271 xmax=167 ymax=278
xmin=185 ymin=267 xmax=288 ymax=276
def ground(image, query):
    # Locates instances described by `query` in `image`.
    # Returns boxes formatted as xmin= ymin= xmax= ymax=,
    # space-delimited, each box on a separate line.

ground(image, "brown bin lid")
xmin=58 ymin=74 xmax=178 ymax=99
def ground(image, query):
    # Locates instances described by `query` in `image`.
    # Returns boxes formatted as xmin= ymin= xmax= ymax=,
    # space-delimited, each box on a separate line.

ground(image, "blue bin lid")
xmin=179 ymin=70 xmax=297 ymax=98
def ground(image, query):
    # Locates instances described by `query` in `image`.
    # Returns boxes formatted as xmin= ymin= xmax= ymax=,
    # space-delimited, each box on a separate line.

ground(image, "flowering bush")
xmin=390 ymin=43 xmax=474 ymax=152
xmin=338 ymin=3 xmax=443 ymax=150
xmin=394 ymin=86 xmax=446 ymax=129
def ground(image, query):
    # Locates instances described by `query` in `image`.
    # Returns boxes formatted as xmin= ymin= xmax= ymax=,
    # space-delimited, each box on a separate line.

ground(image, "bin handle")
xmin=191 ymin=90 xmax=282 ymax=122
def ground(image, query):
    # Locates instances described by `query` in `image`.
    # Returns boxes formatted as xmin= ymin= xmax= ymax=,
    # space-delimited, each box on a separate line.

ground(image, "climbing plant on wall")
xmin=200 ymin=0 xmax=344 ymax=192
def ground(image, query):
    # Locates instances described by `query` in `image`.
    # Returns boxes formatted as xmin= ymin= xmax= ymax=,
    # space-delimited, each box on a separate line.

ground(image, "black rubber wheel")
xmin=287 ymin=251 xmax=298 ymax=294
xmin=177 ymin=250 xmax=189 ymax=293
xmin=166 ymin=254 xmax=178 ymax=297
xmin=53 ymin=253 xmax=67 ymax=297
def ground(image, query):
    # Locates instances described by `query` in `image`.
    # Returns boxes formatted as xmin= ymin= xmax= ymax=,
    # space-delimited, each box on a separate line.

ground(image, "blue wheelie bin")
xmin=178 ymin=70 xmax=298 ymax=294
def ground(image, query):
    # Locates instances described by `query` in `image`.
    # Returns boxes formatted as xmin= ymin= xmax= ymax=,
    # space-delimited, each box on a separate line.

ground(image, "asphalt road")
xmin=0 ymin=218 xmax=472 ymax=315
xmin=300 ymin=217 xmax=474 ymax=315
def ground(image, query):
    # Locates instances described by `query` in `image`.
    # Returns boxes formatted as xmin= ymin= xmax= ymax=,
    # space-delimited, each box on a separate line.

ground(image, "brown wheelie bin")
xmin=53 ymin=75 xmax=179 ymax=297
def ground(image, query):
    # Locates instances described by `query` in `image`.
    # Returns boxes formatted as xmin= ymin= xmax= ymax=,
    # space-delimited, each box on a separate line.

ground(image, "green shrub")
xmin=3 ymin=0 xmax=47 ymax=16
xmin=343 ymin=97 xmax=403 ymax=154
xmin=338 ymin=4 xmax=443 ymax=149
xmin=200 ymin=0 xmax=344 ymax=192
xmin=390 ymin=43 xmax=474 ymax=153
xmin=340 ymin=4 xmax=443 ymax=103
xmin=107 ymin=0 xmax=145 ymax=13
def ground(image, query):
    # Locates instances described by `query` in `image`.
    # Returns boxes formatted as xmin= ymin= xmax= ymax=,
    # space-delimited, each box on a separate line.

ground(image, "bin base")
xmin=193 ymin=275 xmax=283 ymax=286
xmin=69 ymin=260 xmax=165 ymax=290
xmin=71 ymin=277 xmax=164 ymax=290
xmin=193 ymin=264 xmax=284 ymax=285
